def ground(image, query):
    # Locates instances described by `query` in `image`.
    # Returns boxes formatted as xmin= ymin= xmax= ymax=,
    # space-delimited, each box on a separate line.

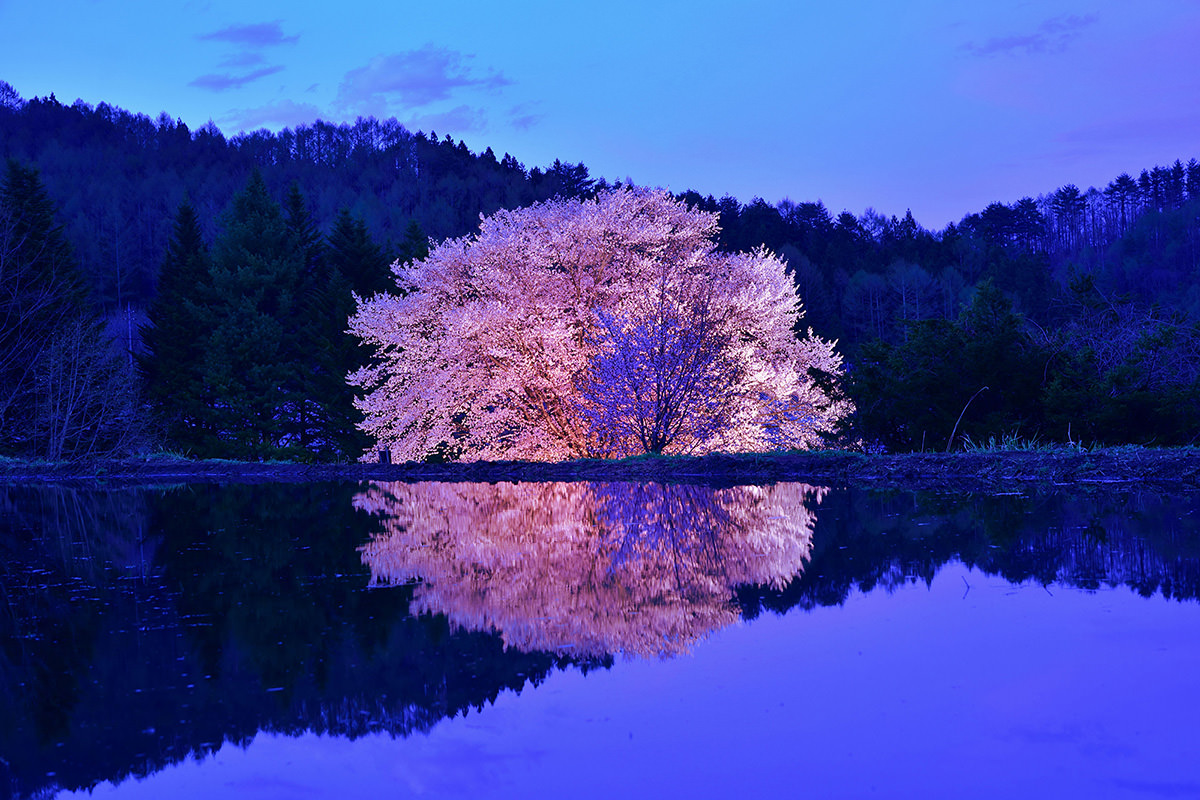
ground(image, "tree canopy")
xmin=349 ymin=188 xmax=851 ymax=461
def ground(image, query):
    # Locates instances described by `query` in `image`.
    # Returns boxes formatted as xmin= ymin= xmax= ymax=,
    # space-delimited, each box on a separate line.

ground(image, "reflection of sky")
xmin=63 ymin=561 xmax=1200 ymax=799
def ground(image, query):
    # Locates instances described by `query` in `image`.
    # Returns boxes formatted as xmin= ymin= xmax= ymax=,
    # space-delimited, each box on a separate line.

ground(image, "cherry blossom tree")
xmin=348 ymin=188 xmax=850 ymax=461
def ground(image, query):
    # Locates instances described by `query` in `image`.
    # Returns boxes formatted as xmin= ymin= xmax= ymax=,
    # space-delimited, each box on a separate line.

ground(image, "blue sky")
xmin=2 ymin=0 xmax=1199 ymax=228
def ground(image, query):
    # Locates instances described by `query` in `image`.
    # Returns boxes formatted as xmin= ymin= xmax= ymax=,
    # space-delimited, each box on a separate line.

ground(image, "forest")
xmin=2 ymin=78 xmax=1199 ymax=460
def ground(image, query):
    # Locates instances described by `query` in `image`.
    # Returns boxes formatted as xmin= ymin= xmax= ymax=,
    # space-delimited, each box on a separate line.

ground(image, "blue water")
xmin=2 ymin=482 xmax=1197 ymax=799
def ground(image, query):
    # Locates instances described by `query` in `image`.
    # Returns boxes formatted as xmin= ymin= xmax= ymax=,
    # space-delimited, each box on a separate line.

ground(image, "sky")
xmin=2 ymin=0 xmax=1199 ymax=229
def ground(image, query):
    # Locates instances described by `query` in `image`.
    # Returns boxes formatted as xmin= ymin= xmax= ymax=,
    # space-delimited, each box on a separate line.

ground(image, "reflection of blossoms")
xmin=356 ymin=481 xmax=826 ymax=658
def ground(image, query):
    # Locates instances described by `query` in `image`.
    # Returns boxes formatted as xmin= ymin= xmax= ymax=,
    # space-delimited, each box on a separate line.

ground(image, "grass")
xmin=959 ymin=432 xmax=1080 ymax=453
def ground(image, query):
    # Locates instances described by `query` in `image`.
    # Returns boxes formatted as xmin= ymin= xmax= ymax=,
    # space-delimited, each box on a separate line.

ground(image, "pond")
xmin=1 ymin=480 xmax=1198 ymax=799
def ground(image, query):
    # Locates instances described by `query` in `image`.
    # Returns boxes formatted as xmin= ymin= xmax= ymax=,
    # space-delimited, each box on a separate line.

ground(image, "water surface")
xmin=2 ymin=481 xmax=1197 ymax=799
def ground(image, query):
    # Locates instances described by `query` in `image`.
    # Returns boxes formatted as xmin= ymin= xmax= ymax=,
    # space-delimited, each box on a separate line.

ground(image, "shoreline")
xmin=3 ymin=448 xmax=1199 ymax=492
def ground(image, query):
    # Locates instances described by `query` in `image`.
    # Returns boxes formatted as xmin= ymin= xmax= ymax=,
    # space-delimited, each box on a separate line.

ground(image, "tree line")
xmin=144 ymin=171 xmax=443 ymax=459
xmin=0 ymin=83 xmax=597 ymax=314
xmin=2 ymin=79 xmax=1199 ymax=458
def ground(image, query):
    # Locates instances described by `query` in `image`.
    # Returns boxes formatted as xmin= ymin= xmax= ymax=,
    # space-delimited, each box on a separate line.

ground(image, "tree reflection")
xmin=356 ymin=481 xmax=827 ymax=657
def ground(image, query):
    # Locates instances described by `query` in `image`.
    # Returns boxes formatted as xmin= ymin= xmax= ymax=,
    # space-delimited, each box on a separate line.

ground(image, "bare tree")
xmin=32 ymin=316 xmax=145 ymax=460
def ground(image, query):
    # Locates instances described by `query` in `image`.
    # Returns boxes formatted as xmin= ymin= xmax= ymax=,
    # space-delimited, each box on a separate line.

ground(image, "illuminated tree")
xmin=349 ymin=188 xmax=850 ymax=461
xmin=582 ymin=279 xmax=741 ymax=455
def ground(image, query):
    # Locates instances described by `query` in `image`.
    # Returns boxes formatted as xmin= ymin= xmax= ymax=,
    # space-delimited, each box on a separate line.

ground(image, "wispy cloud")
xmin=963 ymin=14 xmax=1098 ymax=56
xmin=193 ymin=20 xmax=297 ymax=93
xmin=190 ymin=65 xmax=284 ymax=92
xmin=198 ymin=21 xmax=298 ymax=48
xmin=218 ymin=51 xmax=266 ymax=69
xmin=407 ymin=105 xmax=488 ymax=136
xmin=336 ymin=44 xmax=510 ymax=116
xmin=508 ymin=103 xmax=543 ymax=131
xmin=223 ymin=98 xmax=324 ymax=132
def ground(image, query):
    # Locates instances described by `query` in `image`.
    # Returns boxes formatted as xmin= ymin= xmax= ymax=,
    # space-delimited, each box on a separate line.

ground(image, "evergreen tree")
xmin=329 ymin=209 xmax=393 ymax=298
xmin=1 ymin=158 xmax=86 ymax=308
xmin=201 ymin=170 xmax=311 ymax=459
xmin=284 ymin=182 xmax=324 ymax=275
xmin=139 ymin=198 xmax=212 ymax=452
xmin=1 ymin=159 xmax=90 ymax=452
xmin=322 ymin=208 xmax=395 ymax=456
xmin=396 ymin=219 xmax=429 ymax=268
xmin=280 ymin=182 xmax=336 ymax=455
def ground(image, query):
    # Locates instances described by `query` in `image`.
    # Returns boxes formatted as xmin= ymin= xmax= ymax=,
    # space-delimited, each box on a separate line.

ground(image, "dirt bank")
xmin=3 ymin=448 xmax=1199 ymax=491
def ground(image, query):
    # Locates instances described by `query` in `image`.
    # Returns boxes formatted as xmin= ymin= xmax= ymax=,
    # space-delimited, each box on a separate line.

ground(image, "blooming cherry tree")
xmin=348 ymin=188 xmax=850 ymax=461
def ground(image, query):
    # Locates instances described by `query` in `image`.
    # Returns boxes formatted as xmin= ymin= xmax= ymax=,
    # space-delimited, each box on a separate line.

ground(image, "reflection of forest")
xmin=3 ymin=483 xmax=1200 ymax=799
xmin=0 ymin=483 xmax=596 ymax=800
xmin=739 ymin=488 xmax=1200 ymax=618
xmin=357 ymin=482 xmax=826 ymax=657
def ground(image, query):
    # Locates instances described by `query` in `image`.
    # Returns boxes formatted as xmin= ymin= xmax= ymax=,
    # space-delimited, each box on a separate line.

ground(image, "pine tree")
xmin=140 ymin=198 xmax=212 ymax=452
xmin=281 ymin=182 xmax=335 ymax=455
xmin=396 ymin=219 xmax=429 ymax=267
xmin=320 ymin=208 xmax=398 ymax=456
xmin=201 ymin=170 xmax=311 ymax=459
xmin=1 ymin=159 xmax=89 ymax=452
xmin=328 ymin=208 xmax=393 ymax=298
xmin=1 ymin=158 xmax=86 ymax=315
xmin=284 ymin=182 xmax=324 ymax=276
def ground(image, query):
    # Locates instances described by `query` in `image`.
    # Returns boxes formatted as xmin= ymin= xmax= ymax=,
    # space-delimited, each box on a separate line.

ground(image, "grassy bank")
xmin=3 ymin=447 xmax=1199 ymax=491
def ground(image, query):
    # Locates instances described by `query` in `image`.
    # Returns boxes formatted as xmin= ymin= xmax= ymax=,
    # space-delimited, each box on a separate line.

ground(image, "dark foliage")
xmin=1 ymin=159 xmax=146 ymax=458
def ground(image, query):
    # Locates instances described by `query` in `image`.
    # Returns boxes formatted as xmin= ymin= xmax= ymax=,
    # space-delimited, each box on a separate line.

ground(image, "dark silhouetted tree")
xmin=199 ymin=170 xmax=312 ymax=458
xmin=140 ymin=198 xmax=212 ymax=452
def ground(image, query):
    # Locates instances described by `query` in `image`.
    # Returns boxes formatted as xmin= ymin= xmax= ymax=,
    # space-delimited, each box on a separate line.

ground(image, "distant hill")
xmin=0 ymin=82 xmax=598 ymax=312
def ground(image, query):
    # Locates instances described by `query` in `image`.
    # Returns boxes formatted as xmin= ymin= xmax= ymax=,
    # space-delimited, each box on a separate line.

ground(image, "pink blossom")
xmin=348 ymin=188 xmax=851 ymax=461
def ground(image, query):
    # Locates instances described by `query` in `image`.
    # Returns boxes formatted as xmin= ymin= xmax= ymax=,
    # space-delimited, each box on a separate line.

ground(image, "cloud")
xmin=336 ymin=44 xmax=511 ymax=115
xmin=1058 ymin=109 xmax=1200 ymax=148
xmin=193 ymin=20 xmax=296 ymax=92
xmin=508 ymin=103 xmax=543 ymax=131
xmin=219 ymin=52 xmax=266 ymax=68
xmin=963 ymin=14 xmax=1098 ymax=56
xmin=190 ymin=65 xmax=284 ymax=92
xmin=223 ymin=99 xmax=324 ymax=132
xmin=406 ymin=105 xmax=488 ymax=136
xmin=198 ymin=21 xmax=298 ymax=48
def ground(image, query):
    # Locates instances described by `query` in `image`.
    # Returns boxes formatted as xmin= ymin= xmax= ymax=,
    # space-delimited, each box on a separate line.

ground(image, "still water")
xmin=2 ymin=481 xmax=1198 ymax=799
